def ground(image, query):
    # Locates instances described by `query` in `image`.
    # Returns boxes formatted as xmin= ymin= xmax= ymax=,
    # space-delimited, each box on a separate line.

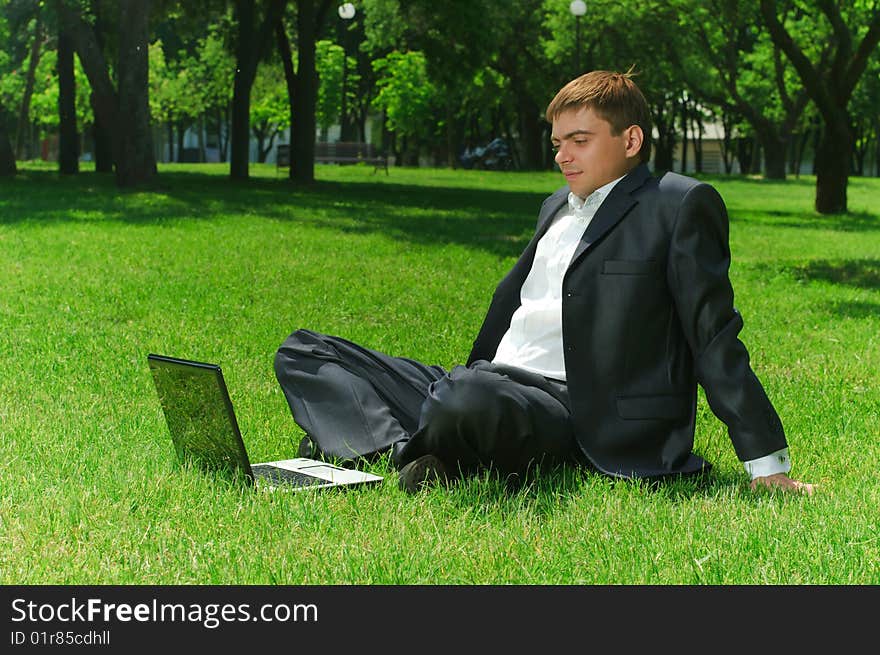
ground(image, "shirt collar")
xmin=567 ymin=175 xmax=625 ymax=214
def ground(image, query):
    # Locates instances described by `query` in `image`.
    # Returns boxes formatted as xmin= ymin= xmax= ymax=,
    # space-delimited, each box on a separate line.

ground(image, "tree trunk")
xmin=255 ymin=123 xmax=266 ymax=163
xmin=755 ymin=125 xmax=787 ymax=180
xmin=167 ymin=121 xmax=174 ymax=162
xmin=276 ymin=19 xmax=296 ymax=174
xmin=263 ymin=130 xmax=277 ymax=163
xmin=516 ymin=90 xmax=541 ymax=170
xmin=62 ymin=4 xmax=121 ymax=174
xmin=230 ymin=0 xmax=256 ymax=179
xmin=58 ymin=28 xmax=79 ymax=175
xmin=652 ymin=100 xmax=676 ymax=173
xmin=720 ymin=111 xmax=734 ymax=174
xmin=176 ymin=121 xmax=185 ymax=162
xmin=750 ymin=136 xmax=762 ymax=174
xmin=736 ymin=136 xmax=753 ymax=174
xmin=16 ymin=15 xmax=43 ymax=160
xmin=291 ymin=0 xmax=318 ymax=183
xmin=851 ymin=120 xmax=867 ymax=176
xmin=679 ymin=97 xmax=688 ymax=173
xmin=815 ymin=118 xmax=851 ymax=214
xmin=445 ymin=102 xmax=456 ymax=168
xmin=692 ymin=102 xmax=703 ymax=174
xmin=86 ymin=4 xmax=113 ymax=173
xmin=116 ymin=0 xmax=157 ymax=187
xmin=875 ymin=119 xmax=880 ymax=177
xmin=91 ymin=100 xmax=113 ymax=172
xmin=197 ymin=114 xmax=206 ymax=162
xmin=793 ymin=129 xmax=809 ymax=179
xmin=0 ymin=104 xmax=16 ymax=175
xmin=231 ymin=0 xmax=286 ymax=179
xmin=218 ymin=107 xmax=229 ymax=163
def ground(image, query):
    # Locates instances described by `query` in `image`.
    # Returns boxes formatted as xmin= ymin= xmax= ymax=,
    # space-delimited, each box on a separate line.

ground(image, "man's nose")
xmin=554 ymin=144 xmax=569 ymax=164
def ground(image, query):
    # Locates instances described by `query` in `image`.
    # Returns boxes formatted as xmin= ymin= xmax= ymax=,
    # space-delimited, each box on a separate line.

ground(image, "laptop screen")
xmin=148 ymin=354 xmax=254 ymax=481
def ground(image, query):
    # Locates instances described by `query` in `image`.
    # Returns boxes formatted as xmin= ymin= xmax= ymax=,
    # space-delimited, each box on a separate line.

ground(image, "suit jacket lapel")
xmin=535 ymin=187 xmax=569 ymax=237
xmin=516 ymin=187 xmax=568 ymax=268
xmin=568 ymin=164 xmax=651 ymax=270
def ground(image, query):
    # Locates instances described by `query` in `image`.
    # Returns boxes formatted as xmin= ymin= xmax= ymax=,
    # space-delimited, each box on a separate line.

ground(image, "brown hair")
xmin=545 ymin=69 xmax=652 ymax=164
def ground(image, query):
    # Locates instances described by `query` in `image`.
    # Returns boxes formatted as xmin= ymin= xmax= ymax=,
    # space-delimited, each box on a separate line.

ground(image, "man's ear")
xmin=623 ymin=125 xmax=644 ymax=160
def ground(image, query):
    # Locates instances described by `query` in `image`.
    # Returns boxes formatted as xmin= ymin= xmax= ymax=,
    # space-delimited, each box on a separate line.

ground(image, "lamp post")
xmin=338 ymin=3 xmax=356 ymax=142
xmin=570 ymin=0 xmax=587 ymax=76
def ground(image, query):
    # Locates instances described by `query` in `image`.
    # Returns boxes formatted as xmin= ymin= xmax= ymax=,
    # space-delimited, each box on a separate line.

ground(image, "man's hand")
xmin=750 ymin=472 xmax=815 ymax=495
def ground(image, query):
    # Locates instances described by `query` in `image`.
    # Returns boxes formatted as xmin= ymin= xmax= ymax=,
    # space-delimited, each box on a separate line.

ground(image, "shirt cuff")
xmin=742 ymin=448 xmax=791 ymax=480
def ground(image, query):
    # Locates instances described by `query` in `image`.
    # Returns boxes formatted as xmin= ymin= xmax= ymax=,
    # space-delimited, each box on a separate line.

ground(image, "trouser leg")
xmin=396 ymin=360 xmax=578 ymax=477
xmin=274 ymin=329 xmax=446 ymax=461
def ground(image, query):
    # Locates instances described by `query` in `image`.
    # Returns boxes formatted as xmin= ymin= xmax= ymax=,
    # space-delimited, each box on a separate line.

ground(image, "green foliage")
xmin=371 ymin=50 xmax=438 ymax=139
xmin=148 ymin=39 xmax=176 ymax=124
xmin=3 ymin=45 xmax=93 ymax=135
xmin=250 ymin=58 xmax=288 ymax=135
xmin=193 ymin=24 xmax=235 ymax=113
xmin=315 ymin=39 xmax=358 ymax=132
xmin=359 ymin=0 xmax=405 ymax=55
xmin=149 ymin=24 xmax=235 ymax=129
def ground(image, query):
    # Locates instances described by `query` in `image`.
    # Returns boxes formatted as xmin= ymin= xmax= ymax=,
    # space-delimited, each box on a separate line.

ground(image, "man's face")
xmin=551 ymin=106 xmax=640 ymax=199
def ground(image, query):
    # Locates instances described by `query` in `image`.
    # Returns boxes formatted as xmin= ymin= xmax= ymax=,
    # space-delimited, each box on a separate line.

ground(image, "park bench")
xmin=276 ymin=142 xmax=388 ymax=175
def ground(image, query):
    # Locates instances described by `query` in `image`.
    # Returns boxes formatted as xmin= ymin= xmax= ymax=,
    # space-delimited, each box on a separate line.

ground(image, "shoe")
xmin=398 ymin=454 xmax=448 ymax=494
xmin=298 ymin=435 xmax=316 ymax=459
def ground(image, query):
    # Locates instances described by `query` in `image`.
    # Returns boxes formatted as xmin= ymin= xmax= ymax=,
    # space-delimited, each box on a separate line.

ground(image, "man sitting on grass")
xmin=274 ymin=70 xmax=814 ymax=495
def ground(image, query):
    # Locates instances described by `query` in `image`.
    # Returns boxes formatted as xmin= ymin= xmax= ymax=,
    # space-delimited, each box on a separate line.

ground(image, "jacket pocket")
xmin=617 ymin=393 xmax=690 ymax=420
xmin=602 ymin=259 xmax=660 ymax=275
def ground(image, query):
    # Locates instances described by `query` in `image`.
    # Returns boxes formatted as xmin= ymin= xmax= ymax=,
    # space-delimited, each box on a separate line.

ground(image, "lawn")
xmin=1 ymin=162 xmax=878 ymax=584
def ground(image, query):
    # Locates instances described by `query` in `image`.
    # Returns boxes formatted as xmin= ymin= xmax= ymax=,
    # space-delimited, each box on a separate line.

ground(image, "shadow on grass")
xmin=5 ymin=168 xmax=877 ymax=256
xmin=791 ymin=259 xmax=880 ymax=289
xmin=746 ymin=258 xmax=880 ymax=295
xmin=825 ymin=300 xmax=880 ymax=319
xmin=436 ymin=461 xmax=749 ymax=518
xmin=0 ymin=169 xmax=544 ymax=259
xmin=730 ymin=208 xmax=879 ymax=232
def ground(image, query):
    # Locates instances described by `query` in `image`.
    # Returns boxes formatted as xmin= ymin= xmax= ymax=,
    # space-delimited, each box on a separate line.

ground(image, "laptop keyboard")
xmin=251 ymin=465 xmax=326 ymax=487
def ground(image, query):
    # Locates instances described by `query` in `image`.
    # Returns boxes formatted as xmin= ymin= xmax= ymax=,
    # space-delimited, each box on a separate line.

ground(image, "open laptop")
xmin=147 ymin=353 xmax=383 ymax=492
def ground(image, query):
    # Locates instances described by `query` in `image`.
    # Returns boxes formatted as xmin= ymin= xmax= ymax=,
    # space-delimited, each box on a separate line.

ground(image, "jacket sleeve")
xmin=666 ymin=182 xmax=787 ymax=461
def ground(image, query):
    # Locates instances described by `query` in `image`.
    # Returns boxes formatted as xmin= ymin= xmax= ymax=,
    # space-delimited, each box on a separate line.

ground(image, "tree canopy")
xmin=1 ymin=0 xmax=879 ymax=211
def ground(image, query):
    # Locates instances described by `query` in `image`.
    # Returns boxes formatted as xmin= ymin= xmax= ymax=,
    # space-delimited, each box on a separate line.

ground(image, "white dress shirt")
xmin=491 ymin=177 xmax=791 ymax=480
xmin=493 ymin=177 xmax=623 ymax=379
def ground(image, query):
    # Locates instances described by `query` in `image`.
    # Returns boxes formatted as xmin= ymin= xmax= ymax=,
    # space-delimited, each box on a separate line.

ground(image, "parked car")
xmin=460 ymin=137 xmax=515 ymax=170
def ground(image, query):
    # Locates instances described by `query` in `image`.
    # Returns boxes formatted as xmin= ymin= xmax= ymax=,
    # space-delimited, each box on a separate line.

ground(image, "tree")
xmin=760 ymin=0 xmax=880 ymax=213
xmin=275 ymin=0 xmax=334 ymax=183
xmin=314 ymin=38 xmax=355 ymax=139
xmin=194 ymin=23 xmax=235 ymax=162
xmin=849 ymin=50 xmax=880 ymax=175
xmin=250 ymin=57 xmax=288 ymax=161
xmin=0 ymin=9 xmax=13 ymax=173
xmin=681 ymin=0 xmax=811 ymax=179
xmin=229 ymin=0 xmax=285 ymax=179
xmin=13 ymin=5 xmax=45 ymax=160
xmin=60 ymin=0 xmax=157 ymax=186
xmin=115 ymin=0 xmax=157 ymax=184
xmin=371 ymin=50 xmax=438 ymax=165
xmin=148 ymin=38 xmax=176 ymax=159
xmin=372 ymin=0 xmax=504 ymax=167
xmin=57 ymin=19 xmax=78 ymax=174
xmin=0 ymin=100 xmax=15 ymax=174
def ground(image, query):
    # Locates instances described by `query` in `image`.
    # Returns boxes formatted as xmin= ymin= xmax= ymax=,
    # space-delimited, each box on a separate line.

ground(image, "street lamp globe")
xmin=338 ymin=3 xmax=356 ymax=20
xmin=570 ymin=0 xmax=586 ymax=16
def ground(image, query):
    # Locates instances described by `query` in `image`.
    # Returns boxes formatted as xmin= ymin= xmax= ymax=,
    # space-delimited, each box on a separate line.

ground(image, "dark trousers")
xmin=274 ymin=329 xmax=580 ymax=476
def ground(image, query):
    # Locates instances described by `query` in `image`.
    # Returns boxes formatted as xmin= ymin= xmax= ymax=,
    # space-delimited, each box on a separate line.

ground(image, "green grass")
xmin=1 ymin=162 xmax=878 ymax=584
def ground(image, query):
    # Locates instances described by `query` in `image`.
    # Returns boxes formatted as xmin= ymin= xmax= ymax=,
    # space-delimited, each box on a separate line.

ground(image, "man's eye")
xmin=550 ymin=145 xmax=559 ymax=153
xmin=574 ymin=139 xmax=588 ymax=145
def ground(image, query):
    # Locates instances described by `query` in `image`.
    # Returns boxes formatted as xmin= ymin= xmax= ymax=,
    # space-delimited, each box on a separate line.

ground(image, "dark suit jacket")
xmin=467 ymin=163 xmax=787 ymax=478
